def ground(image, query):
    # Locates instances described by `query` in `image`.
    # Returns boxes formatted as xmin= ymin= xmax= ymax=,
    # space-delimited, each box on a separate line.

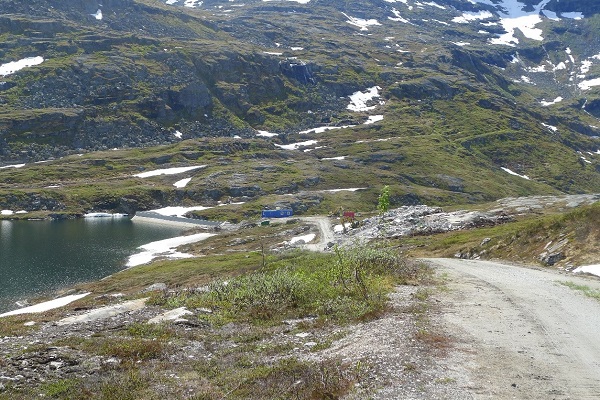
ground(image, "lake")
xmin=0 ymin=218 xmax=183 ymax=314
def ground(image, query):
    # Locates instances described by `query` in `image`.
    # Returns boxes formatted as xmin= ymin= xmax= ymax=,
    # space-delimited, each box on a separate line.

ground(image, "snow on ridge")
xmin=0 ymin=57 xmax=44 ymax=77
xmin=501 ymin=167 xmax=530 ymax=180
xmin=347 ymin=86 xmax=384 ymax=112
xmin=342 ymin=12 xmax=381 ymax=31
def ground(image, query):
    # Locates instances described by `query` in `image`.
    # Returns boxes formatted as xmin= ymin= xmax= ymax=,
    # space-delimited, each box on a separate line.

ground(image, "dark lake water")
xmin=0 ymin=218 xmax=182 ymax=314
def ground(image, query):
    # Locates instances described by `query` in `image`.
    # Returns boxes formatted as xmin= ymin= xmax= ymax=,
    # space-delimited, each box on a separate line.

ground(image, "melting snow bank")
xmin=133 ymin=165 xmax=206 ymax=178
xmin=0 ymin=293 xmax=90 ymax=318
xmin=126 ymin=233 xmax=216 ymax=267
xmin=573 ymin=265 xmax=600 ymax=278
xmin=0 ymin=57 xmax=44 ymax=77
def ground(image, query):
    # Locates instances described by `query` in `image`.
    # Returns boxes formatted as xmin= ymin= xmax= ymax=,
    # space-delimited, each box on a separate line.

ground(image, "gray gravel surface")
xmin=428 ymin=258 xmax=600 ymax=399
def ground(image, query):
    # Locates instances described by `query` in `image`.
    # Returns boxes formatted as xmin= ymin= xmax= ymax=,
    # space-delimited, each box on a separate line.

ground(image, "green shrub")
xmin=151 ymin=245 xmax=429 ymax=325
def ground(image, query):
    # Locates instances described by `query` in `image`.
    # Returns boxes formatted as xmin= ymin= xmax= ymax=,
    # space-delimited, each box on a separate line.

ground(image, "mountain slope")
xmin=1 ymin=0 xmax=600 ymax=214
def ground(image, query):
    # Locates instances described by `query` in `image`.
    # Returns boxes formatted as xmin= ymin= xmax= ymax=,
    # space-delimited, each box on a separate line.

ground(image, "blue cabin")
xmin=261 ymin=209 xmax=293 ymax=218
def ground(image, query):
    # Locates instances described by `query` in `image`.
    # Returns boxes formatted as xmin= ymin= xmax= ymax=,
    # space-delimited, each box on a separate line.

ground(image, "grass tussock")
xmin=560 ymin=281 xmax=600 ymax=301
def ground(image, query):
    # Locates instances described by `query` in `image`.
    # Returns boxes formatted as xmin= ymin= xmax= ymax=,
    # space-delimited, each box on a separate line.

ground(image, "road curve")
xmin=299 ymin=216 xmax=335 ymax=251
xmin=427 ymin=258 xmax=600 ymax=400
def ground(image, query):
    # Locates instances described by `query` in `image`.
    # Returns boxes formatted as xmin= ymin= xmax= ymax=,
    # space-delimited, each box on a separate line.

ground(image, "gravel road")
xmin=428 ymin=258 xmax=600 ymax=399
xmin=299 ymin=216 xmax=335 ymax=251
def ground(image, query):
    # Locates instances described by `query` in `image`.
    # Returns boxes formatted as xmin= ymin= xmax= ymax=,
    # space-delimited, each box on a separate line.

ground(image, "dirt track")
xmin=299 ymin=216 xmax=335 ymax=251
xmin=428 ymin=258 xmax=600 ymax=399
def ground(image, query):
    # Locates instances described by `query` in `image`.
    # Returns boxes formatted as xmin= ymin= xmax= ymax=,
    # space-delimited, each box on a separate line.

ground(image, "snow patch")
xmin=541 ymin=122 xmax=558 ymax=132
xmin=324 ymin=188 xmax=367 ymax=192
xmin=127 ymin=233 xmax=215 ymax=267
xmin=91 ymin=9 xmax=103 ymax=20
xmin=0 ymin=293 xmax=90 ymax=318
xmin=389 ymin=8 xmax=410 ymax=23
xmin=347 ymin=86 xmax=384 ymax=112
xmin=275 ymin=140 xmax=319 ymax=150
xmin=149 ymin=205 xmax=213 ymax=218
xmin=573 ymin=264 xmax=600 ymax=277
xmin=364 ymin=115 xmax=384 ymax=124
xmin=562 ymin=12 xmax=583 ymax=20
xmin=501 ymin=167 xmax=530 ymax=180
xmin=173 ymin=177 xmax=192 ymax=188
xmin=578 ymin=78 xmax=600 ymax=91
xmin=540 ymin=96 xmax=563 ymax=106
xmin=0 ymin=163 xmax=26 ymax=169
xmin=342 ymin=12 xmax=381 ymax=31
xmin=321 ymin=156 xmax=347 ymax=161
xmin=0 ymin=56 xmax=44 ymax=77
xmin=452 ymin=11 xmax=492 ymax=24
xmin=256 ymin=130 xmax=279 ymax=137
xmin=299 ymin=125 xmax=354 ymax=134
xmin=133 ymin=165 xmax=205 ymax=178
xmin=290 ymin=233 xmax=316 ymax=244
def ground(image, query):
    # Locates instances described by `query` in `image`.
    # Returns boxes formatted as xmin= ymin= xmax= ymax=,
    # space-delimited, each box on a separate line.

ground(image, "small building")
xmin=261 ymin=209 xmax=294 ymax=218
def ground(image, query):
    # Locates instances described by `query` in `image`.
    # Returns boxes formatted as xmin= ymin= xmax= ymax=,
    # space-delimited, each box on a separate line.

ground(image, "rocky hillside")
xmin=1 ymin=0 xmax=600 ymax=213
